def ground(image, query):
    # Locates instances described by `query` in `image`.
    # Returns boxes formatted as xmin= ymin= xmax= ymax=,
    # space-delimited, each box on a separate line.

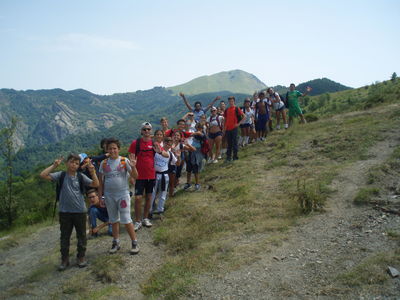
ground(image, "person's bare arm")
xmin=205 ymin=96 xmax=221 ymax=111
xmin=301 ymin=86 xmax=312 ymax=97
xmin=179 ymin=92 xmax=192 ymax=111
xmin=128 ymin=153 xmax=139 ymax=180
xmin=87 ymin=163 xmax=99 ymax=188
xmin=40 ymin=157 xmax=63 ymax=181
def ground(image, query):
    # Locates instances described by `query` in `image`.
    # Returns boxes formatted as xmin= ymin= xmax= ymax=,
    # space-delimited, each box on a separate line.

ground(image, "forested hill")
xmin=271 ymin=78 xmax=352 ymax=95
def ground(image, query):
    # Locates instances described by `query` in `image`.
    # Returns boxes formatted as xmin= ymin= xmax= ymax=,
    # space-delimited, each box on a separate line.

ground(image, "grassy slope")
xmin=168 ymin=70 xmax=267 ymax=95
xmin=142 ymin=98 xmax=400 ymax=298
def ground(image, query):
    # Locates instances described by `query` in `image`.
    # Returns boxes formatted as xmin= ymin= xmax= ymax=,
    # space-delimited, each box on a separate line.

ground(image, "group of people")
xmin=39 ymin=83 xmax=311 ymax=271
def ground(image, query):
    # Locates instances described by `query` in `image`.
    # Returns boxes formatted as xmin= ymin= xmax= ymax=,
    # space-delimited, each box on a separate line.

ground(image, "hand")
xmin=87 ymin=161 xmax=95 ymax=173
xmin=153 ymin=142 xmax=162 ymax=153
xmin=53 ymin=157 xmax=63 ymax=168
xmin=179 ymin=92 xmax=184 ymax=97
xmin=306 ymin=86 xmax=312 ymax=92
xmin=128 ymin=153 xmax=137 ymax=167
xmin=215 ymin=96 xmax=221 ymax=101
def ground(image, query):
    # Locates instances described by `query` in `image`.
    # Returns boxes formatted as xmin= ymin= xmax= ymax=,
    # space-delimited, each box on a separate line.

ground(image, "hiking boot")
xmin=58 ymin=258 xmax=69 ymax=271
xmin=109 ymin=241 xmax=120 ymax=254
xmin=130 ymin=240 xmax=140 ymax=255
xmin=142 ymin=218 xmax=152 ymax=228
xmin=134 ymin=221 xmax=142 ymax=231
xmin=183 ymin=183 xmax=191 ymax=190
xmin=233 ymin=156 xmax=239 ymax=161
xmin=77 ymin=257 xmax=88 ymax=268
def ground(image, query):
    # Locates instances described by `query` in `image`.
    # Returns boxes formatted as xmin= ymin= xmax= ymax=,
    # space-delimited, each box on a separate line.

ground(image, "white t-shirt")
xmin=269 ymin=92 xmax=285 ymax=110
xmin=154 ymin=151 xmax=177 ymax=172
xmin=208 ymin=115 xmax=223 ymax=129
xmin=243 ymin=108 xmax=255 ymax=125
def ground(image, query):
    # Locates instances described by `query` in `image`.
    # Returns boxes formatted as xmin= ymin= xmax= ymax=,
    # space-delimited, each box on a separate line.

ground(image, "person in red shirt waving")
xmin=223 ymin=96 xmax=246 ymax=162
xmin=128 ymin=122 xmax=168 ymax=231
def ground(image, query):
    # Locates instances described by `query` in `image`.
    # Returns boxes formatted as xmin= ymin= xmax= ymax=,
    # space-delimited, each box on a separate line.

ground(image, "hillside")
xmin=168 ymin=69 xmax=267 ymax=95
xmin=1 ymin=93 xmax=399 ymax=299
xmin=271 ymin=78 xmax=352 ymax=96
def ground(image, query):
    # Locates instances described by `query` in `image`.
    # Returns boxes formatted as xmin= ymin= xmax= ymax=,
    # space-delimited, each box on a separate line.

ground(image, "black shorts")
xmin=208 ymin=131 xmax=223 ymax=139
xmin=135 ymin=179 xmax=156 ymax=196
xmin=240 ymin=123 xmax=251 ymax=128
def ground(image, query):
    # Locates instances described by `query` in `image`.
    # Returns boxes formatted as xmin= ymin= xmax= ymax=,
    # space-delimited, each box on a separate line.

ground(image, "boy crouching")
xmin=40 ymin=153 xmax=99 ymax=271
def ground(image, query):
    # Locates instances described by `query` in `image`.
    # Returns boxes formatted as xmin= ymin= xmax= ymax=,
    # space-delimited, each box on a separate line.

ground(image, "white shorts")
xmin=104 ymin=192 xmax=132 ymax=224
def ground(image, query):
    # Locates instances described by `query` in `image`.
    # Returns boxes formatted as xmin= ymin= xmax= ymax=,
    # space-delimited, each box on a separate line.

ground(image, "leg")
xmin=168 ymin=172 xmax=175 ymax=197
xmin=215 ymin=135 xmax=222 ymax=159
xmin=59 ymin=213 xmax=74 ymax=261
xmin=143 ymin=192 xmax=152 ymax=219
xmin=125 ymin=222 xmax=137 ymax=241
xmin=74 ymin=213 xmax=87 ymax=259
xmin=232 ymin=127 xmax=239 ymax=159
xmin=208 ymin=138 xmax=215 ymax=160
xmin=226 ymin=130 xmax=233 ymax=159
xmin=157 ymin=175 xmax=169 ymax=212
xmin=134 ymin=195 xmax=142 ymax=222
xmin=112 ymin=222 xmax=120 ymax=240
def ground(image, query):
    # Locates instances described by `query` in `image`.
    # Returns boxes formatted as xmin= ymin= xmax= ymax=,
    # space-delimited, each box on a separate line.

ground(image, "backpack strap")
xmin=120 ymin=156 xmax=126 ymax=170
xmin=77 ymin=172 xmax=85 ymax=195
xmin=56 ymin=171 xmax=66 ymax=202
xmin=136 ymin=137 xmax=141 ymax=155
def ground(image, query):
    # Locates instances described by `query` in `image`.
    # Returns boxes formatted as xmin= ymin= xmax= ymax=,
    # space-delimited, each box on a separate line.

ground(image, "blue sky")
xmin=1 ymin=0 xmax=399 ymax=94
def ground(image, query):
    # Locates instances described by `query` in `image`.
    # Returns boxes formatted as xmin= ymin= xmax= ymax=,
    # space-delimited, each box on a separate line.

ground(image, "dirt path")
xmin=190 ymin=138 xmax=400 ymax=299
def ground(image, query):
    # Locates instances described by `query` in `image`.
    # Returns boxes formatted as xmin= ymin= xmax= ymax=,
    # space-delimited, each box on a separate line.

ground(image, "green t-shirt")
xmin=287 ymin=90 xmax=302 ymax=106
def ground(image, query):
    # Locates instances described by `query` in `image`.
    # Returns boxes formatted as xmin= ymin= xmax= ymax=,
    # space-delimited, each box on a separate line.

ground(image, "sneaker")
xmin=213 ymin=159 xmax=218 ymax=164
xmin=130 ymin=240 xmax=140 ymax=255
xmin=77 ymin=257 xmax=88 ymax=268
xmin=183 ymin=183 xmax=191 ymax=190
xmin=284 ymin=123 xmax=289 ymax=129
xmin=134 ymin=221 xmax=142 ymax=231
xmin=109 ymin=241 xmax=120 ymax=254
xmin=195 ymin=184 xmax=201 ymax=191
xmin=58 ymin=259 xmax=69 ymax=271
xmin=217 ymin=155 xmax=222 ymax=159
xmin=142 ymin=218 xmax=152 ymax=228
xmin=276 ymin=125 xmax=280 ymax=130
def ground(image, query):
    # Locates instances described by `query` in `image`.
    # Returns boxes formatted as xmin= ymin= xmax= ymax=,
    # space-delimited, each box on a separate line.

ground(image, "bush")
xmin=353 ymin=187 xmax=380 ymax=205
xmin=305 ymin=114 xmax=319 ymax=123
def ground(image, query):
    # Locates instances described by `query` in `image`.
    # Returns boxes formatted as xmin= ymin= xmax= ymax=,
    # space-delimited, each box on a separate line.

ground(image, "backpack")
xmin=284 ymin=92 xmax=290 ymax=108
xmin=201 ymin=138 xmax=210 ymax=156
xmin=56 ymin=171 xmax=85 ymax=202
xmin=135 ymin=138 xmax=155 ymax=156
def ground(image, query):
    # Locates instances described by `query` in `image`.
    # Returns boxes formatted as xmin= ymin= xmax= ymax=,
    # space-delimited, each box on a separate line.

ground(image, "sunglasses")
xmin=142 ymin=128 xmax=151 ymax=131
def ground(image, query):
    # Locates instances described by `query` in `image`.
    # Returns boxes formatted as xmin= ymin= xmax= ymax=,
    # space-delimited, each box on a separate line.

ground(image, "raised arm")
xmin=128 ymin=153 xmax=139 ymax=180
xmin=40 ymin=157 xmax=63 ymax=181
xmin=179 ymin=92 xmax=192 ymax=111
xmin=87 ymin=162 xmax=99 ymax=188
xmin=205 ymin=96 xmax=221 ymax=111
xmin=301 ymin=86 xmax=312 ymax=97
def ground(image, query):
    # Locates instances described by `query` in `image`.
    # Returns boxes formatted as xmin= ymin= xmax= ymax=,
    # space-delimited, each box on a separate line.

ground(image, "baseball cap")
xmin=141 ymin=122 xmax=152 ymax=130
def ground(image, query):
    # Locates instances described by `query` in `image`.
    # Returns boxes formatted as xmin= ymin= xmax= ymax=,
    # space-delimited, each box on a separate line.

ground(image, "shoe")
xmin=142 ymin=218 xmax=152 ymax=228
xmin=233 ymin=157 xmax=239 ymax=161
xmin=217 ymin=155 xmax=222 ymax=159
xmin=58 ymin=258 xmax=69 ymax=271
xmin=195 ymin=184 xmax=201 ymax=191
xmin=213 ymin=159 xmax=218 ymax=164
xmin=183 ymin=183 xmax=191 ymax=190
xmin=134 ymin=221 xmax=142 ymax=231
xmin=77 ymin=257 xmax=88 ymax=268
xmin=152 ymin=209 xmax=164 ymax=215
xmin=130 ymin=240 xmax=140 ymax=255
xmin=109 ymin=241 xmax=120 ymax=254
xmin=284 ymin=124 xmax=288 ymax=129
xmin=276 ymin=125 xmax=280 ymax=130
xmin=225 ymin=157 xmax=232 ymax=162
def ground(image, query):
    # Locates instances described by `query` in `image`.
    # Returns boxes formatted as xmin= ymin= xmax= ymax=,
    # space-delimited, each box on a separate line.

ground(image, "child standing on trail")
xmin=287 ymin=83 xmax=312 ymax=126
xmin=98 ymin=138 xmax=140 ymax=255
xmin=40 ymin=153 xmax=99 ymax=271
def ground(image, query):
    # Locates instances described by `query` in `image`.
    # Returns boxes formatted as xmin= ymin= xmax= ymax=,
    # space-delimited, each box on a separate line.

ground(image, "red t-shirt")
xmin=128 ymin=139 xmax=155 ymax=180
xmin=165 ymin=129 xmax=192 ymax=140
xmin=224 ymin=106 xmax=244 ymax=131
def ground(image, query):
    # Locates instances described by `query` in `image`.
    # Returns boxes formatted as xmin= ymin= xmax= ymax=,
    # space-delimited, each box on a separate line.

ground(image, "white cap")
xmin=141 ymin=122 xmax=152 ymax=130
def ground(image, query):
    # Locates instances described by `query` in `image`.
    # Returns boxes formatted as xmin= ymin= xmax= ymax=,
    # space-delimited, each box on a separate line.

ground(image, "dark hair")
xmin=154 ymin=129 xmax=164 ymax=136
xmin=258 ymin=92 xmax=265 ymax=97
xmin=160 ymin=117 xmax=168 ymax=122
xmin=173 ymin=130 xmax=183 ymax=138
xmin=267 ymin=88 xmax=272 ymax=93
xmin=177 ymin=119 xmax=186 ymax=125
xmin=106 ymin=137 xmax=121 ymax=149
xmin=290 ymin=83 xmax=295 ymax=87
xmin=100 ymin=138 xmax=109 ymax=149
xmin=194 ymin=101 xmax=202 ymax=107
xmin=164 ymin=136 xmax=173 ymax=143
xmin=67 ymin=153 xmax=81 ymax=162
xmin=228 ymin=96 xmax=235 ymax=101
xmin=195 ymin=122 xmax=203 ymax=130
xmin=86 ymin=189 xmax=98 ymax=196
xmin=220 ymin=100 xmax=225 ymax=104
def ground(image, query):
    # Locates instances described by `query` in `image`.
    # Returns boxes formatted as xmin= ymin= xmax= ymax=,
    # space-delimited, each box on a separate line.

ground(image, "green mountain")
xmin=271 ymin=78 xmax=351 ymax=96
xmin=168 ymin=70 xmax=267 ymax=95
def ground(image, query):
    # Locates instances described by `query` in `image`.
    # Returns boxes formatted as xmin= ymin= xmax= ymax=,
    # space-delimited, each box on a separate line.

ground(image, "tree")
xmin=0 ymin=117 xmax=19 ymax=227
xmin=391 ymin=72 xmax=397 ymax=82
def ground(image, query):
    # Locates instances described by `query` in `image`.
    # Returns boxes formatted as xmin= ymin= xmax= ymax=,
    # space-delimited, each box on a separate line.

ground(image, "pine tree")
xmin=0 ymin=117 xmax=19 ymax=227
xmin=391 ymin=72 xmax=397 ymax=82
